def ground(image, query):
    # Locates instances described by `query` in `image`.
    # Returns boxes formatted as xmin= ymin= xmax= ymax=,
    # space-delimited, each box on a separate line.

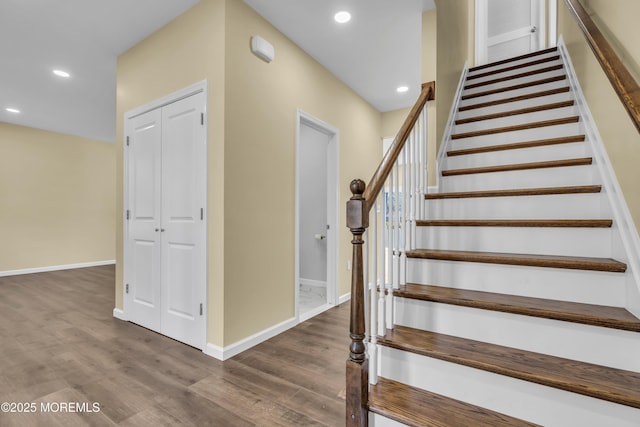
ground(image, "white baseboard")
xmin=300 ymin=278 xmax=327 ymax=288
xmin=339 ymin=292 xmax=351 ymax=304
xmin=0 ymin=260 xmax=116 ymax=277
xmin=203 ymin=316 xmax=297 ymax=361
xmin=112 ymin=308 xmax=127 ymax=321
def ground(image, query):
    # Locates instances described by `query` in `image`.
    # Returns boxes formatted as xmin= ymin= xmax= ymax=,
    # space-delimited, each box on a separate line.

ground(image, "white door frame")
xmin=475 ymin=0 xmax=554 ymax=65
xmin=295 ymin=110 xmax=339 ymax=322
xmin=123 ymin=80 xmax=208 ymax=349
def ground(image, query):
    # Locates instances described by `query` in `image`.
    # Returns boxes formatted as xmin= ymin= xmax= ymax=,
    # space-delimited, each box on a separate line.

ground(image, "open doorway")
xmin=296 ymin=110 xmax=339 ymax=322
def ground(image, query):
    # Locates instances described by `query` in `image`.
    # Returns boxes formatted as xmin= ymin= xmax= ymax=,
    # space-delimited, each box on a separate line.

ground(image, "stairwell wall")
xmin=434 ymin=0 xmax=475 ymax=154
xmin=558 ymin=0 xmax=640 ymax=231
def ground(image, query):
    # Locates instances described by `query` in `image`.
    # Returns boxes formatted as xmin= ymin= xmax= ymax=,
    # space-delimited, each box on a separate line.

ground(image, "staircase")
xmin=363 ymin=47 xmax=640 ymax=426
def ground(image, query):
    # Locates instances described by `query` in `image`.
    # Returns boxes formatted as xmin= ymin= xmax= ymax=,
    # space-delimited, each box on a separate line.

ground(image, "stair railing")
xmin=564 ymin=0 xmax=640 ymax=134
xmin=346 ymin=81 xmax=435 ymax=426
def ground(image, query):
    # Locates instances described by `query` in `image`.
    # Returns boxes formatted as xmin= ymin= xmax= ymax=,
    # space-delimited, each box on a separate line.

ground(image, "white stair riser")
xmin=440 ymin=165 xmax=597 ymax=192
xmin=463 ymin=70 xmax=567 ymax=98
xmin=406 ymin=258 xmax=626 ymax=306
xmin=458 ymin=80 xmax=568 ymax=109
xmin=394 ymin=298 xmax=640 ymax=372
xmin=456 ymin=91 xmax=574 ymax=120
xmin=453 ymin=106 xmax=578 ymax=134
xmin=466 ymin=51 xmax=561 ymax=78
xmin=415 ymin=226 xmax=612 ymax=258
xmin=449 ymin=122 xmax=582 ymax=150
xmin=369 ymin=413 xmax=405 ymax=427
xmin=379 ymin=347 xmax=640 ymax=427
xmin=426 ymin=193 xmax=606 ymax=220
xmin=466 ymin=59 xmax=563 ymax=86
xmin=444 ymin=141 xmax=588 ymax=170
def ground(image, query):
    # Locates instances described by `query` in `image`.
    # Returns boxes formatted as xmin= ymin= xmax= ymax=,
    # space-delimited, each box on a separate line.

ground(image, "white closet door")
xmin=477 ymin=0 xmax=544 ymax=65
xmin=127 ymin=109 xmax=162 ymax=331
xmin=160 ymin=92 xmax=206 ymax=348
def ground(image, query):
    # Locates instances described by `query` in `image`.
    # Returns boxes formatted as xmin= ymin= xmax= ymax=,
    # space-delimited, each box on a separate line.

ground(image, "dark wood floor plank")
xmin=464 ymin=64 xmax=564 ymax=90
xmin=442 ymin=157 xmax=592 ymax=176
xmin=396 ymin=284 xmax=640 ymax=332
xmin=447 ymin=135 xmax=586 ymax=157
xmin=425 ymin=185 xmax=602 ymax=200
xmin=416 ymin=219 xmax=612 ymax=228
xmin=369 ymin=377 xmax=540 ymax=427
xmin=379 ymin=326 xmax=640 ymax=408
xmin=0 ymin=265 xmax=349 ymax=427
xmin=451 ymin=116 xmax=580 ymax=139
xmin=406 ymin=249 xmax=627 ymax=272
xmin=455 ymin=100 xmax=574 ymax=125
xmin=459 ymin=87 xmax=571 ymax=111
xmin=469 ymin=47 xmax=558 ymax=72
xmin=461 ymin=75 xmax=567 ymax=101
xmin=467 ymin=55 xmax=561 ymax=80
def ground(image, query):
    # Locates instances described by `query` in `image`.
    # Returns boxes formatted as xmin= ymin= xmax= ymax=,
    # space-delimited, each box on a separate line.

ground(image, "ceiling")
xmin=0 ymin=0 xmax=434 ymax=144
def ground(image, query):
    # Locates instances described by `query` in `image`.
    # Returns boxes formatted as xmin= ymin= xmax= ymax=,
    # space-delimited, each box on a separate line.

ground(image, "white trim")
xmin=113 ymin=308 xmax=127 ymax=321
xmin=339 ymin=292 xmax=351 ymax=305
xmin=300 ymin=278 xmax=327 ymax=288
xmin=557 ymin=37 xmax=640 ymax=318
xmin=475 ymin=0 xmax=488 ymax=65
xmin=0 ymin=260 xmax=115 ymax=277
xmin=548 ymin=0 xmax=558 ymax=47
xmin=436 ymin=63 xmax=469 ymax=183
xmin=203 ymin=316 xmax=297 ymax=361
xmin=295 ymin=110 xmax=340 ymax=323
xmin=125 ymin=80 xmax=207 ymax=120
xmin=299 ymin=303 xmax=332 ymax=323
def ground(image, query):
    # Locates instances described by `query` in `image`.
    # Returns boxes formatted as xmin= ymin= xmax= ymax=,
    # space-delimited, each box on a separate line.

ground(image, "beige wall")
xmin=116 ymin=0 xmax=226 ymax=343
xmin=223 ymin=0 xmax=381 ymax=344
xmin=435 ymin=0 xmax=474 ymax=150
xmin=558 ymin=0 xmax=640 ymax=230
xmin=117 ymin=0 xmax=382 ymax=347
xmin=0 ymin=123 xmax=115 ymax=271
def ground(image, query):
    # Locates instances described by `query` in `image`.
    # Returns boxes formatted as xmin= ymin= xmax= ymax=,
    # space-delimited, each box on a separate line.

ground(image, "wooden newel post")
xmin=346 ymin=178 xmax=369 ymax=427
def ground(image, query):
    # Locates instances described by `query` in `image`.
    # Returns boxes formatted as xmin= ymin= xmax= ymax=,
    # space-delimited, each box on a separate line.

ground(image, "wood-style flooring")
xmin=0 ymin=265 xmax=349 ymax=426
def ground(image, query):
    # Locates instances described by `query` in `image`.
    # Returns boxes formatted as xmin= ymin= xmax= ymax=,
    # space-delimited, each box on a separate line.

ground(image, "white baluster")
xmin=385 ymin=175 xmax=393 ymax=330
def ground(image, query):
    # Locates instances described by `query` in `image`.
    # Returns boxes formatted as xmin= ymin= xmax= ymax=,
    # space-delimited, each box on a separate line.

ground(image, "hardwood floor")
xmin=0 ymin=265 xmax=349 ymax=426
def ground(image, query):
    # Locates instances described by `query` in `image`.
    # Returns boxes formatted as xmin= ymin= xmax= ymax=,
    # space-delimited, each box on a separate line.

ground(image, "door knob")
xmin=531 ymin=26 xmax=537 ymax=33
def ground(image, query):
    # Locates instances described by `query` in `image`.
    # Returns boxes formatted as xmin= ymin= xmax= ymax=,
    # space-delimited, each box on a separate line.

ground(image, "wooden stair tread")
xmin=416 ymin=219 xmax=612 ymax=228
xmin=455 ymin=100 xmax=575 ymax=125
xmin=467 ymin=55 xmax=561 ymax=81
xmin=451 ymin=117 xmax=580 ymax=140
xmin=369 ymin=377 xmax=540 ymax=427
xmin=447 ymin=135 xmax=586 ymax=157
xmin=442 ymin=157 xmax=592 ymax=176
xmin=406 ymin=249 xmax=627 ymax=272
xmin=396 ymin=284 xmax=640 ymax=332
xmin=425 ymin=185 xmax=602 ymax=200
xmin=460 ymin=87 xmax=571 ymax=111
xmin=461 ymin=75 xmax=567 ymax=101
xmin=469 ymin=47 xmax=558 ymax=72
xmin=464 ymin=64 xmax=564 ymax=90
xmin=379 ymin=326 xmax=640 ymax=409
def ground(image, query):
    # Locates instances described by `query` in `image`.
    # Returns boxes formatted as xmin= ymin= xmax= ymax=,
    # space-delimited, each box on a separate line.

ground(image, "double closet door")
xmin=125 ymin=91 xmax=206 ymax=349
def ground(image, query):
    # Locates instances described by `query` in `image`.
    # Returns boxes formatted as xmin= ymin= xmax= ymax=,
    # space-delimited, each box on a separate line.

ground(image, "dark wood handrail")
xmin=345 ymin=81 xmax=435 ymax=426
xmin=564 ymin=0 xmax=640 ymax=133
xmin=363 ymin=81 xmax=436 ymax=211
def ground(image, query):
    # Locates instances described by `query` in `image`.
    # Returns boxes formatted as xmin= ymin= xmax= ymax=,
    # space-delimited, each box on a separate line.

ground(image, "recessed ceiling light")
xmin=53 ymin=69 xmax=71 ymax=78
xmin=334 ymin=11 xmax=351 ymax=24
xmin=6 ymin=107 xmax=20 ymax=114
xmin=397 ymin=86 xmax=409 ymax=93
